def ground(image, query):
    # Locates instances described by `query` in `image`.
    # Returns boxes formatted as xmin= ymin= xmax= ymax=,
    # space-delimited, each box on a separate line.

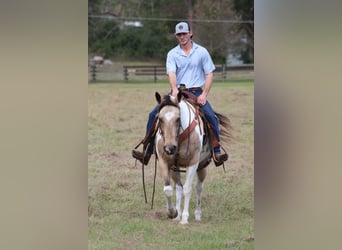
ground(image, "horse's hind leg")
xmin=195 ymin=167 xmax=207 ymax=221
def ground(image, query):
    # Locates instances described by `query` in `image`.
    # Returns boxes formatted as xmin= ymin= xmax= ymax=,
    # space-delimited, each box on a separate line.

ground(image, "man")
xmin=132 ymin=21 xmax=228 ymax=166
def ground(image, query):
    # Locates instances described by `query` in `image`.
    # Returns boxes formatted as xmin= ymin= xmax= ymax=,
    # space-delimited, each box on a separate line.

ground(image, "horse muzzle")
xmin=163 ymin=145 xmax=177 ymax=155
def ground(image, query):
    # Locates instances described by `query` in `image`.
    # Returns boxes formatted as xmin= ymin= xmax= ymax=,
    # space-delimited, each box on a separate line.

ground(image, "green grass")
xmin=88 ymin=81 xmax=254 ymax=249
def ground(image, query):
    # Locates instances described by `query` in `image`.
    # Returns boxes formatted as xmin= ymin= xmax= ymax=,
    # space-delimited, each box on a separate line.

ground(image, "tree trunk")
xmin=186 ymin=0 xmax=193 ymax=28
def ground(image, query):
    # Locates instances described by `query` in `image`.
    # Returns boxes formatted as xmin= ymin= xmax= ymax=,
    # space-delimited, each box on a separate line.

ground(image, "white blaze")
xmin=164 ymin=111 xmax=175 ymax=121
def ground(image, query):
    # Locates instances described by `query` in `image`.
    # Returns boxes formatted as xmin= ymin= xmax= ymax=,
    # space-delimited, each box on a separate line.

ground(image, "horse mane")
xmin=158 ymin=94 xmax=179 ymax=112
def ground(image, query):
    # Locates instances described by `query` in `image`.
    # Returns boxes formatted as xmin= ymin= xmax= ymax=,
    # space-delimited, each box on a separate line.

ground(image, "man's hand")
xmin=197 ymin=93 xmax=207 ymax=106
xmin=171 ymin=87 xmax=179 ymax=97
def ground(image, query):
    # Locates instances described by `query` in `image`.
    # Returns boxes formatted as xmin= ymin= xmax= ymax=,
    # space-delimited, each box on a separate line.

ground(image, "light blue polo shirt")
xmin=166 ymin=42 xmax=216 ymax=88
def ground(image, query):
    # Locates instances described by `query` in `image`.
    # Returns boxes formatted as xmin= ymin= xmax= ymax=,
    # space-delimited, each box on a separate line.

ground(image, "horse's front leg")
xmin=171 ymin=170 xmax=182 ymax=221
xmin=163 ymin=185 xmax=177 ymax=219
xmin=180 ymin=164 xmax=198 ymax=224
xmin=159 ymin=160 xmax=178 ymax=219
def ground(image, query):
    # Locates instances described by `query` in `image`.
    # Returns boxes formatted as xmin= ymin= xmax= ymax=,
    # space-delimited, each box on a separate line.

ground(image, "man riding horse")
xmin=132 ymin=21 xmax=228 ymax=167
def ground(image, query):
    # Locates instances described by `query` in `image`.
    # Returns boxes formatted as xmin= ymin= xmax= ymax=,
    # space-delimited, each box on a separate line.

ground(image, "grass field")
xmin=88 ymin=81 xmax=254 ymax=249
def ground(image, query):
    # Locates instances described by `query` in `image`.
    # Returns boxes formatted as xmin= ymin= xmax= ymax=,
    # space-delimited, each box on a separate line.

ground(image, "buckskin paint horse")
xmin=154 ymin=91 xmax=232 ymax=224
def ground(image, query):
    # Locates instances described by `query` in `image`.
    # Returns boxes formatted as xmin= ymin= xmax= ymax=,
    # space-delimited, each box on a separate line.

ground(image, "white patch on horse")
xmin=164 ymin=111 xmax=175 ymax=121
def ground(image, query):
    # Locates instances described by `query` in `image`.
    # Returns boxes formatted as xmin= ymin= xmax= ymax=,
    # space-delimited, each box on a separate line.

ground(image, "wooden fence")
xmin=88 ymin=64 xmax=254 ymax=83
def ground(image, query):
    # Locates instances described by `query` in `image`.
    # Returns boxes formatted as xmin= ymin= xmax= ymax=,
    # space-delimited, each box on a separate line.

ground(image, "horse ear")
xmin=155 ymin=92 xmax=161 ymax=104
xmin=177 ymin=91 xmax=182 ymax=103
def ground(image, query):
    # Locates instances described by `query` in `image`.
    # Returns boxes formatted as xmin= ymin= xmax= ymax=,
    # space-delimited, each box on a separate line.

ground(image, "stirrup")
xmin=132 ymin=149 xmax=151 ymax=165
xmin=213 ymin=152 xmax=228 ymax=167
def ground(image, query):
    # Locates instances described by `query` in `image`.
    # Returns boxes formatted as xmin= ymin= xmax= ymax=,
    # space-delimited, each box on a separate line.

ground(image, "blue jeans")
xmin=146 ymin=89 xmax=221 ymax=154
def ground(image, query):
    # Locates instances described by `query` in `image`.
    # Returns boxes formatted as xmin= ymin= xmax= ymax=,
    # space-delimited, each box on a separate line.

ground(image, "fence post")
xmin=91 ymin=64 xmax=96 ymax=82
xmin=154 ymin=66 xmax=157 ymax=83
xmin=123 ymin=66 xmax=128 ymax=83
xmin=222 ymin=64 xmax=226 ymax=80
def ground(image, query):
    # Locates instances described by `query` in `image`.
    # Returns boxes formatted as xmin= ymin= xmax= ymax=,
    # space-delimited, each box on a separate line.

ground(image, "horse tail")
xmin=215 ymin=112 xmax=234 ymax=145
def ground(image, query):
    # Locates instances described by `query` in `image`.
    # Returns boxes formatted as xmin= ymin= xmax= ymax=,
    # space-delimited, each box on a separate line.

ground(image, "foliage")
xmin=232 ymin=0 xmax=254 ymax=63
xmin=88 ymin=0 xmax=254 ymax=63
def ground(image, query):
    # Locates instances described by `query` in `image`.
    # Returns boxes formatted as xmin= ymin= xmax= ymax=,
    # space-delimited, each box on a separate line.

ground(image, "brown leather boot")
xmin=213 ymin=152 xmax=228 ymax=167
xmin=132 ymin=149 xmax=152 ymax=165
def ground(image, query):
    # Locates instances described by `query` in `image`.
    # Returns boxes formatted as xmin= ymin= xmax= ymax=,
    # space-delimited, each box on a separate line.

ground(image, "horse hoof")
xmin=195 ymin=210 xmax=202 ymax=221
xmin=167 ymin=209 xmax=178 ymax=219
xmin=180 ymin=220 xmax=189 ymax=225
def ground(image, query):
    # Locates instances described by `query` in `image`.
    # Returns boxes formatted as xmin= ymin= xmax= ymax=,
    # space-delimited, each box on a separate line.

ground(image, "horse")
xmin=154 ymin=91 xmax=232 ymax=224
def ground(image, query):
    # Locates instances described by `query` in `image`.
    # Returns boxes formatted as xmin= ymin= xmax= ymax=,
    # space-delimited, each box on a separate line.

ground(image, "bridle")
xmin=157 ymin=96 xmax=181 ymax=143
xmin=157 ymin=115 xmax=181 ymax=144
xmin=157 ymin=96 xmax=202 ymax=173
xmin=157 ymin=95 xmax=201 ymax=145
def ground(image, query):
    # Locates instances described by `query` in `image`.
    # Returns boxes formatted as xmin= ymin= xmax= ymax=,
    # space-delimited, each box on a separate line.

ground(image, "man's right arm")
xmin=168 ymin=71 xmax=178 ymax=97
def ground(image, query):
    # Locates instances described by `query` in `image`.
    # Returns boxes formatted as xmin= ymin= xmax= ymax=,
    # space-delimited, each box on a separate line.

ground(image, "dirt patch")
xmin=100 ymin=152 xmax=119 ymax=159
xmin=146 ymin=209 xmax=168 ymax=220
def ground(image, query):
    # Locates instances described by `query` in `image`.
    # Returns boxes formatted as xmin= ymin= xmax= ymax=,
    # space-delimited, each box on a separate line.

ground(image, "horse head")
xmin=155 ymin=92 xmax=182 ymax=155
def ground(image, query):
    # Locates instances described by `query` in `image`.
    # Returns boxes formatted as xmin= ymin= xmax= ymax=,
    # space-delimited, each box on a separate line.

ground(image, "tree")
xmin=88 ymin=0 xmax=254 ymax=62
xmin=192 ymin=0 xmax=237 ymax=64
xmin=232 ymin=0 xmax=254 ymax=63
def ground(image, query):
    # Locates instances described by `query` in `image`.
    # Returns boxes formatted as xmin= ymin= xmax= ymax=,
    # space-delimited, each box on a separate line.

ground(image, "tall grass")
xmin=88 ymin=81 xmax=254 ymax=249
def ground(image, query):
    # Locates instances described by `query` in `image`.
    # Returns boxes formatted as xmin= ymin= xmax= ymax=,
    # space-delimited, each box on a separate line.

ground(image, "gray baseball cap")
xmin=175 ymin=22 xmax=190 ymax=34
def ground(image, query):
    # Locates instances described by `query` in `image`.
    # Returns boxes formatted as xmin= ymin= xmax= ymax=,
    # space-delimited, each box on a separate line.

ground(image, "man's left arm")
xmin=197 ymin=72 xmax=213 ymax=106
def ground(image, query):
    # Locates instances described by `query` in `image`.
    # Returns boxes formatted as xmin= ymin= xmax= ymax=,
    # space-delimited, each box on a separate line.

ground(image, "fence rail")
xmin=89 ymin=64 xmax=254 ymax=83
xmin=123 ymin=65 xmax=166 ymax=83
